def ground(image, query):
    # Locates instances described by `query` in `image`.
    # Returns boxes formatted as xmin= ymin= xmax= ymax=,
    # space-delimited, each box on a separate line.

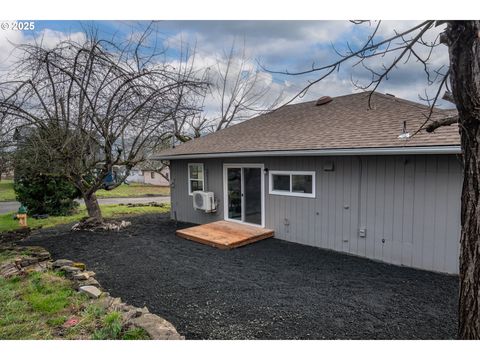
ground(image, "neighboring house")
xmin=154 ymin=92 xmax=461 ymax=274
xmin=126 ymin=168 xmax=145 ymax=183
xmin=143 ymin=168 xmax=170 ymax=186
xmin=125 ymin=167 xmax=170 ymax=186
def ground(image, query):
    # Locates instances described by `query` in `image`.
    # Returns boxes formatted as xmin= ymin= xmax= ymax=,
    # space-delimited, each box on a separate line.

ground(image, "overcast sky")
xmin=0 ymin=20 xmax=452 ymax=110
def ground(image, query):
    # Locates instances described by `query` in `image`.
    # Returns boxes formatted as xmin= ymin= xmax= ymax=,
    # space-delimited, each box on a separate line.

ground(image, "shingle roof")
xmin=155 ymin=92 xmax=459 ymax=159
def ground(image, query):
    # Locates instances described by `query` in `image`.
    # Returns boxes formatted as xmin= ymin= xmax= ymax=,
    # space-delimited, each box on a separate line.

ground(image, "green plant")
xmin=92 ymin=311 xmax=123 ymax=340
xmin=25 ymin=273 xmax=74 ymax=314
xmin=122 ymin=327 xmax=150 ymax=340
xmin=13 ymin=174 xmax=80 ymax=216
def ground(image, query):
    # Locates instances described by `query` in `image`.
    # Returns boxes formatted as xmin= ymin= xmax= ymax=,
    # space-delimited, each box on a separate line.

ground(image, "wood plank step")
xmin=176 ymin=220 xmax=274 ymax=249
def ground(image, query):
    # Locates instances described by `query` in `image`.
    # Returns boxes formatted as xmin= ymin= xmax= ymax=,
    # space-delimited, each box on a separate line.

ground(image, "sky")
xmin=0 ymin=20 xmax=453 ymax=115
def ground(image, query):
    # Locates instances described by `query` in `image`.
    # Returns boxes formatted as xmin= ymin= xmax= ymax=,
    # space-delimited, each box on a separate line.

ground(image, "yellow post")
xmin=16 ymin=205 xmax=28 ymax=227
xmin=16 ymin=214 xmax=27 ymax=227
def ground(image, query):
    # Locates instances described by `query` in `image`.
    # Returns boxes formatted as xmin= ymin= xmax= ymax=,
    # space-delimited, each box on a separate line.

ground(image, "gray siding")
xmin=170 ymin=155 xmax=462 ymax=274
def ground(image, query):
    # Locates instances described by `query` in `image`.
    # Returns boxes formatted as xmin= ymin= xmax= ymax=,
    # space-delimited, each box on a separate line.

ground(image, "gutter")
xmin=152 ymin=145 xmax=462 ymax=160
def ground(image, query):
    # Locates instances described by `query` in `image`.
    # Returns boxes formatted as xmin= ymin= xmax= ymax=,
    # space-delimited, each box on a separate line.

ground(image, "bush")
xmin=92 ymin=311 xmax=123 ymax=340
xmin=13 ymin=175 xmax=80 ymax=216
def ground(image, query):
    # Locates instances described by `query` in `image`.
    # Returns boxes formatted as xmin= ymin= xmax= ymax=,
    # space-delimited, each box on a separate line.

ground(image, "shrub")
xmin=92 ymin=312 xmax=123 ymax=340
xmin=13 ymin=174 xmax=80 ymax=216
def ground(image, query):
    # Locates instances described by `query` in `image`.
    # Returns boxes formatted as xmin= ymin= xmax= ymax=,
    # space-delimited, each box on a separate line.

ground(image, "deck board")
xmin=176 ymin=221 xmax=274 ymax=249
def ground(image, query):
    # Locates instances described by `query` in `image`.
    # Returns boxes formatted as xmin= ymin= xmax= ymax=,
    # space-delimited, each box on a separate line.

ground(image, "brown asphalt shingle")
xmin=156 ymin=92 xmax=460 ymax=158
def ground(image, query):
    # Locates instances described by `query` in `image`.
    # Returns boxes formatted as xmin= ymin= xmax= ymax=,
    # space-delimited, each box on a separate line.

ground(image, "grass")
xmin=0 ymin=251 xmax=150 ymax=340
xmin=95 ymin=183 xmax=170 ymax=198
xmin=0 ymin=203 xmax=171 ymax=233
xmin=0 ymin=181 xmax=169 ymax=202
xmin=0 ymin=180 xmax=15 ymax=202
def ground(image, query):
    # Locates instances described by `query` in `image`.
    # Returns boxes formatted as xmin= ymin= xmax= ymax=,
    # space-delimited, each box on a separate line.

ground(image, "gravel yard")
xmin=22 ymin=214 xmax=459 ymax=339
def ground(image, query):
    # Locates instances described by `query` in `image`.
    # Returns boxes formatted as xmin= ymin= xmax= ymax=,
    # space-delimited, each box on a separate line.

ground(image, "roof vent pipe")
xmin=398 ymin=120 xmax=411 ymax=140
xmin=316 ymin=96 xmax=333 ymax=106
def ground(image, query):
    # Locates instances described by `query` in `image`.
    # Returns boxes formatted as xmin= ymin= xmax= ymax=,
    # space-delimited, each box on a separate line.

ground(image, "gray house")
xmin=154 ymin=92 xmax=462 ymax=274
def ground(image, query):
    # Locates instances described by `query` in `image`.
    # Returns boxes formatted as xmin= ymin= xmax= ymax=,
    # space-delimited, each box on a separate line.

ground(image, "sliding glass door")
xmin=224 ymin=164 xmax=264 ymax=226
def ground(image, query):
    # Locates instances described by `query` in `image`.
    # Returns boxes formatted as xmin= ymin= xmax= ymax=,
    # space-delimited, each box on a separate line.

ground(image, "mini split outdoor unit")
xmin=192 ymin=191 xmax=216 ymax=213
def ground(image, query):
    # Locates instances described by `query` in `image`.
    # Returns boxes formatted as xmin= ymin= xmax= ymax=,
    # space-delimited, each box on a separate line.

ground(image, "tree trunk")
xmin=83 ymin=192 xmax=103 ymax=221
xmin=447 ymin=21 xmax=480 ymax=339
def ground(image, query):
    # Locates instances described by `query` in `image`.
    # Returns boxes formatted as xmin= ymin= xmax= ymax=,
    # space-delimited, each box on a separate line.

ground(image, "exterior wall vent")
xmin=316 ymin=96 xmax=333 ymax=106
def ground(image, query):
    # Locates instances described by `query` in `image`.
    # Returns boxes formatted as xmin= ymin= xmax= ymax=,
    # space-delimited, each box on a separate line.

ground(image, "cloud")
xmin=158 ymin=20 xmax=452 ymax=109
xmin=0 ymin=26 xmax=86 ymax=73
xmin=0 ymin=20 xmax=454 ymax=119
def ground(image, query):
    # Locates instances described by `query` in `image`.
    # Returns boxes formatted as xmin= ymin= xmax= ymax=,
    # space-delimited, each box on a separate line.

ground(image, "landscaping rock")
xmin=72 ymin=262 xmax=86 ymax=271
xmin=72 ymin=218 xmax=131 ymax=232
xmin=59 ymin=265 xmax=81 ymax=272
xmin=96 ymin=295 xmax=115 ymax=310
xmin=73 ymin=271 xmax=95 ymax=280
xmin=122 ymin=309 xmax=143 ymax=323
xmin=17 ymin=256 xmax=39 ymax=267
xmin=59 ymin=265 xmax=82 ymax=278
xmin=24 ymin=261 xmax=49 ymax=273
xmin=0 ymin=263 xmax=20 ymax=278
xmin=79 ymin=285 xmax=103 ymax=299
xmin=130 ymin=313 xmax=184 ymax=340
xmin=52 ymin=259 xmax=74 ymax=268
xmin=74 ymin=277 xmax=101 ymax=290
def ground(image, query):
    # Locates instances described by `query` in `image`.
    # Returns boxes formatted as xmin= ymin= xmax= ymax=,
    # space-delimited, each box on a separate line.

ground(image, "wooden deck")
xmin=176 ymin=221 xmax=274 ymax=249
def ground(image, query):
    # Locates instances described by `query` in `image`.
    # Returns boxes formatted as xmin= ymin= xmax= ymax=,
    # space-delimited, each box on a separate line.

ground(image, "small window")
xmin=151 ymin=171 xmax=155 ymax=179
xmin=188 ymin=163 xmax=204 ymax=195
xmin=269 ymin=171 xmax=315 ymax=198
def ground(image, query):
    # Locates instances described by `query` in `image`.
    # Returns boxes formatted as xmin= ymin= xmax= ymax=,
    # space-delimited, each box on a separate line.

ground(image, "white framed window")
xmin=188 ymin=163 xmax=204 ymax=195
xmin=269 ymin=170 xmax=315 ymax=198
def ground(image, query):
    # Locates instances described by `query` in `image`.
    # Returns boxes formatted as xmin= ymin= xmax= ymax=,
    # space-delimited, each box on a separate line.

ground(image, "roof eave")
xmin=152 ymin=145 xmax=462 ymax=160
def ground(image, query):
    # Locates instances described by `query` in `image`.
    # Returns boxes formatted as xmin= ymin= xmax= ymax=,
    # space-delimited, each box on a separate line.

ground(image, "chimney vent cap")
xmin=316 ymin=96 xmax=333 ymax=106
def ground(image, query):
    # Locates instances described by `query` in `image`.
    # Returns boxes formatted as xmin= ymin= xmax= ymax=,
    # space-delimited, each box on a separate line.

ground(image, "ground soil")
xmin=22 ymin=214 xmax=459 ymax=339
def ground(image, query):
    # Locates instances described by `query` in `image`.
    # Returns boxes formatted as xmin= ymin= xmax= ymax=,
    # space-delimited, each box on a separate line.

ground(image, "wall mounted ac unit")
xmin=192 ymin=191 xmax=216 ymax=213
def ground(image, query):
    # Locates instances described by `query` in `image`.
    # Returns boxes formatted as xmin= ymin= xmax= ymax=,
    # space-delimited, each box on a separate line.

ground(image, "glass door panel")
xmin=244 ymin=167 xmax=262 ymax=225
xmin=227 ymin=168 xmax=242 ymax=221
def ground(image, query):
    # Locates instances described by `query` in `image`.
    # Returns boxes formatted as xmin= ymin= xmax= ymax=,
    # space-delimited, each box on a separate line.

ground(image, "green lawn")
xmin=96 ymin=183 xmax=170 ymax=198
xmin=0 ymin=203 xmax=170 ymax=233
xmin=0 ymin=180 xmax=15 ymax=202
xmin=0 ymin=181 xmax=170 ymax=202
xmin=0 ymin=249 xmax=149 ymax=340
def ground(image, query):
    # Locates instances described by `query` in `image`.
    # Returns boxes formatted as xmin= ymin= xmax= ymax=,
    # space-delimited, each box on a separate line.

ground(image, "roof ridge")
xmin=373 ymin=92 xmax=454 ymax=113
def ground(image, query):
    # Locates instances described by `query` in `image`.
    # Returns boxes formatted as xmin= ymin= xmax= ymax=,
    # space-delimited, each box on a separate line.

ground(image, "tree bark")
xmin=83 ymin=192 xmax=103 ymax=221
xmin=447 ymin=21 xmax=480 ymax=339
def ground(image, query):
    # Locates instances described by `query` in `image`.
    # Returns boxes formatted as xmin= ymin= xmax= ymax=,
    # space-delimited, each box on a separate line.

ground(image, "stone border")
xmin=0 ymin=246 xmax=184 ymax=340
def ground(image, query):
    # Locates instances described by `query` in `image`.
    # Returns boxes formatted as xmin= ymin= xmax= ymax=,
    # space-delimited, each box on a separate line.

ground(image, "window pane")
xmin=227 ymin=168 xmax=242 ymax=220
xmin=272 ymin=174 xmax=290 ymax=191
xmin=190 ymin=180 xmax=204 ymax=192
xmin=292 ymin=175 xmax=313 ymax=194
xmin=189 ymin=165 xmax=203 ymax=180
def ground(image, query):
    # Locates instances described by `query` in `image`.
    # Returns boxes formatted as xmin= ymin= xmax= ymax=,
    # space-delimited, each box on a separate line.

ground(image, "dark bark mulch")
xmin=22 ymin=214 xmax=458 ymax=339
xmin=0 ymin=227 xmax=31 ymax=245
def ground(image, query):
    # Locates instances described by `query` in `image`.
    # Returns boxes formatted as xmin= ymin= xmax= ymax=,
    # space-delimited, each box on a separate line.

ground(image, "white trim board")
xmin=154 ymin=146 xmax=462 ymax=160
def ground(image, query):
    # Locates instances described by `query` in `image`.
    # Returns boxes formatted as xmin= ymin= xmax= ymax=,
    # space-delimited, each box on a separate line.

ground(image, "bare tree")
xmin=0 ymin=25 xmax=206 ymax=222
xmin=272 ymin=20 xmax=479 ymax=339
xmin=181 ymin=40 xmax=285 ymax=137
xmin=144 ymin=40 xmax=286 ymax=177
xmin=0 ymin=117 xmax=14 ymax=181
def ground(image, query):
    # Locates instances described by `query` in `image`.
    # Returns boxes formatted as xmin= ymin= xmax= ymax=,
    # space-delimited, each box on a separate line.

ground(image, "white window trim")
xmin=269 ymin=170 xmax=316 ymax=198
xmin=188 ymin=163 xmax=205 ymax=195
